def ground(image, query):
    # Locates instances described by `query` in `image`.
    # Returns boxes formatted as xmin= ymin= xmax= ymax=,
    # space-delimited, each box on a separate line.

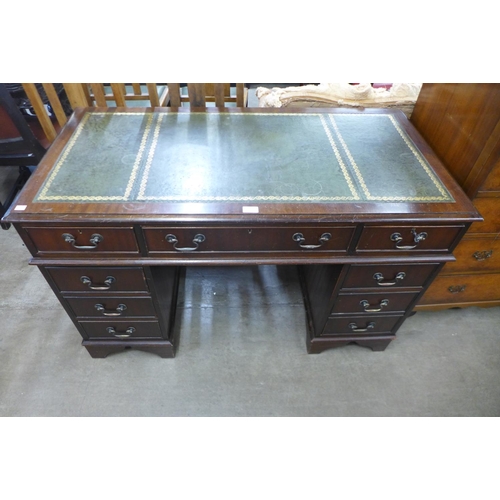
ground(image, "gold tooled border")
xmin=327 ymin=114 xmax=454 ymax=202
xmin=36 ymin=112 xmax=154 ymax=202
xmin=137 ymin=112 xmax=360 ymax=202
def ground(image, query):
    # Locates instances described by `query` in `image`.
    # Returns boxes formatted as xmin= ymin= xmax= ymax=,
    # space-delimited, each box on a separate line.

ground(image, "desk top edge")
xmin=3 ymin=107 xmax=481 ymax=224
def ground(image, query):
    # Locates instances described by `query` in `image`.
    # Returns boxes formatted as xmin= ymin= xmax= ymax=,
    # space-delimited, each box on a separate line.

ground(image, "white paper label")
xmin=242 ymin=206 xmax=259 ymax=213
xmin=14 ymin=205 xmax=27 ymax=211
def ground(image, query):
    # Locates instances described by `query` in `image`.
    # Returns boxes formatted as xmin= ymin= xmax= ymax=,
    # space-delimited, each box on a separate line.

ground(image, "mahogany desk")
xmin=3 ymin=108 xmax=481 ymax=358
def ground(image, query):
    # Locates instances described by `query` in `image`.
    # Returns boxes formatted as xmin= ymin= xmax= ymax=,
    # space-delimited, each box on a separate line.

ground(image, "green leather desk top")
xmin=34 ymin=111 xmax=453 ymax=205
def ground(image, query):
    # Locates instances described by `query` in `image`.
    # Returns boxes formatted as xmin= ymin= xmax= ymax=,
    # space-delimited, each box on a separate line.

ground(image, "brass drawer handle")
xmin=373 ymin=272 xmax=406 ymax=286
xmin=106 ymin=326 xmax=136 ymax=338
xmin=62 ymin=232 xmax=103 ymax=250
xmin=473 ymin=250 xmax=493 ymax=261
xmin=360 ymin=299 xmax=389 ymax=312
xmin=390 ymin=228 xmax=427 ymax=250
xmin=348 ymin=322 xmax=375 ymax=332
xmin=80 ymin=275 xmax=115 ymax=290
xmin=165 ymin=233 xmax=205 ymax=252
xmin=95 ymin=303 xmax=127 ymax=316
xmin=448 ymin=285 xmax=466 ymax=293
xmin=292 ymin=232 xmax=331 ymax=249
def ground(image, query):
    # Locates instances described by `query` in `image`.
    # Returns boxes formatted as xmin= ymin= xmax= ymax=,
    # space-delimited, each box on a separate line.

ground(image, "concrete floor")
xmin=1 ymin=93 xmax=500 ymax=416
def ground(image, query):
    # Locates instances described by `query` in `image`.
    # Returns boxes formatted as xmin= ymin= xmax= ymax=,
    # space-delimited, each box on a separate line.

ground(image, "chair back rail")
xmin=10 ymin=83 xmax=246 ymax=147
xmin=167 ymin=83 xmax=247 ymax=108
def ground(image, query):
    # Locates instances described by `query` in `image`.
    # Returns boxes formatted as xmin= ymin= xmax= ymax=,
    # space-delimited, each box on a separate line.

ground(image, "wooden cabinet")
xmin=411 ymin=84 xmax=500 ymax=310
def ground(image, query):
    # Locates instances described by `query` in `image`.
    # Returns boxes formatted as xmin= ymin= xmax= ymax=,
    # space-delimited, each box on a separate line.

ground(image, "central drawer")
xmin=143 ymin=226 xmax=355 ymax=255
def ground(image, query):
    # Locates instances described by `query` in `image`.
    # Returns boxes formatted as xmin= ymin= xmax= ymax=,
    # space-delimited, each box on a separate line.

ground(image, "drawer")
xmin=356 ymin=225 xmax=464 ymax=252
xmin=65 ymin=296 xmax=156 ymax=318
xmin=80 ymin=320 xmax=163 ymax=339
xmin=45 ymin=267 xmax=149 ymax=293
xmin=332 ymin=292 xmax=419 ymax=314
xmin=342 ymin=263 xmax=440 ymax=289
xmin=143 ymin=226 xmax=355 ymax=255
xmin=441 ymin=236 xmax=500 ymax=274
xmin=418 ymin=272 xmax=500 ymax=305
xmin=322 ymin=315 xmax=402 ymax=336
xmin=468 ymin=198 xmax=500 ymax=233
xmin=24 ymin=226 xmax=140 ymax=256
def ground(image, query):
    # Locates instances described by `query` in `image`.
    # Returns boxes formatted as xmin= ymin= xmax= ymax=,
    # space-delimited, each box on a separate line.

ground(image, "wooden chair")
xmin=167 ymin=83 xmax=248 ymax=108
xmin=71 ymin=83 xmax=170 ymax=108
xmin=18 ymin=84 xmax=170 ymax=145
xmin=14 ymin=83 xmax=247 ymax=147
xmin=0 ymin=84 xmax=46 ymax=229
xmin=20 ymin=83 xmax=72 ymax=145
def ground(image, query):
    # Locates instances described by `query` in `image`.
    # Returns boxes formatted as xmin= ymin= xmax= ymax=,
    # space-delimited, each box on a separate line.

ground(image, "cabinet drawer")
xmin=45 ymin=267 xmax=149 ymax=293
xmin=143 ymin=226 xmax=355 ymax=255
xmin=332 ymin=292 xmax=419 ymax=314
xmin=322 ymin=315 xmax=402 ymax=336
xmin=468 ymin=198 xmax=500 ymax=233
xmin=441 ymin=236 xmax=500 ymax=273
xmin=80 ymin=320 xmax=163 ymax=339
xmin=24 ymin=226 xmax=139 ymax=256
xmin=66 ymin=296 xmax=156 ymax=318
xmin=356 ymin=225 xmax=464 ymax=252
xmin=418 ymin=273 xmax=500 ymax=305
xmin=342 ymin=263 xmax=440 ymax=289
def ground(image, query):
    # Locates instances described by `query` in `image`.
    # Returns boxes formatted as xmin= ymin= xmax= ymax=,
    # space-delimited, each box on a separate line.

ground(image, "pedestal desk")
xmin=3 ymin=107 xmax=481 ymax=358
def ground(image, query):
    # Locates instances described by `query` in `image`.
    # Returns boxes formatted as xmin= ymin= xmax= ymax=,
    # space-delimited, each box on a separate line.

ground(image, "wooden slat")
xmin=110 ymin=83 xmax=126 ymax=106
xmin=146 ymin=84 xmax=160 ymax=107
xmin=188 ymin=83 xmax=206 ymax=107
xmin=158 ymin=85 xmax=170 ymax=106
xmin=22 ymin=83 xmax=58 ymax=142
xmin=89 ymin=83 xmax=107 ymax=107
xmin=41 ymin=83 xmax=67 ymax=127
xmin=80 ymin=84 xmax=92 ymax=104
xmin=236 ymin=83 xmax=246 ymax=107
xmin=214 ymin=83 xmax=225 ymax=107
xmin=167 ymin=84 xmax=181 ymax=107
xmin=204 ymin=83 xmax=215 ymax=97
xmin=132 ymin=83 xmax=142 ymax=95
xmin=63 ymin=83 xmax=91 ymax=108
